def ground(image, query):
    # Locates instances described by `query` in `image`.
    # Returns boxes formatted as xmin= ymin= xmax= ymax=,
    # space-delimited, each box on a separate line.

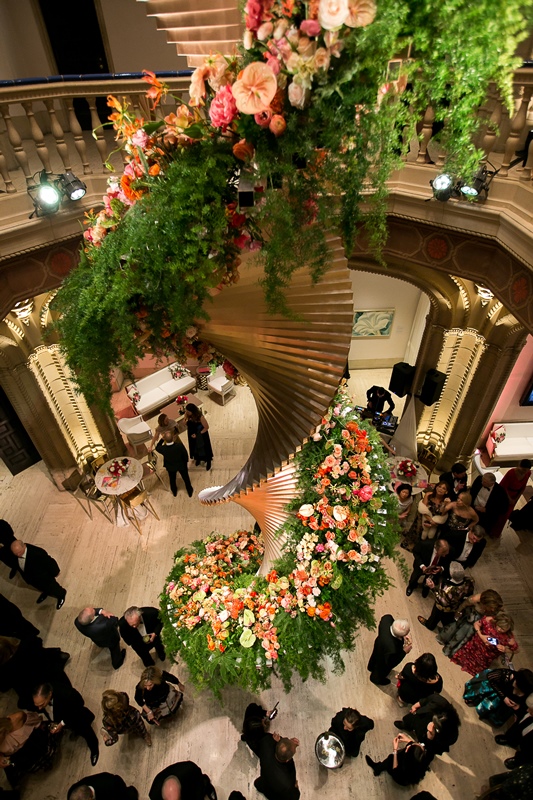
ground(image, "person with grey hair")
xmin=119 ymin=606 xmax=165 ymax=666
xmin=74 ymin=607 xmax=124 ymax=669
xmin=418 ymin=561 xmax=475 ymax=631
xmin=255 ymin=735 xmax=300 ymax=799
xmin=367 ymin=614 xmax=412 ymax=686
xmin=470 ymin=472 xmax=509 ymax=537
xmin=445 ymin=524 xmax=487 ymax=569
xmin=67 ymin=771 xmax=138 ymax=799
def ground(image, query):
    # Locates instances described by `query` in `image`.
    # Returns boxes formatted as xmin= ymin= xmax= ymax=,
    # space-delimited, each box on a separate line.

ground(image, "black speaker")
xmin=389 ymin=362 xmax=416 ymax=397
xmin=419 ymin=369 xmax=446 ymax=406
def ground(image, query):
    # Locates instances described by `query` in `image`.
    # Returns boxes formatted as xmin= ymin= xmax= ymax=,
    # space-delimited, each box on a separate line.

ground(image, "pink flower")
xmin=209 ymin=84 xmax=238 ymax=129
xmin=257 ymin=21 xmax=273 ymax=40
xmin=269 ymin=114 xmax=286 ymax=135
xmin=300 ymin=19 xmax=321 ymax=37
xmin=232 ymin=62 xmax=278 ymax=115
xmin=265 ymin=55 xmax=281 ymax=75
xmin=245 ymin=0 xmax=263 ymax=31
xmin=333 ymin=444 xmax=343 ymax=458
xmin=189 ymin=64 xmax=210 ymax=106
xmin=341 ymin=429 xmax=350 ymax=439
xmin=318 ymin=0 xmax=349 ymax=30
xmin=254 ymin=108 xmax=273 ymax=127
xmin=288 ymin=82 xmax=311 ymax=109
xmin=315 ymin=544 xmax=325 ymax=552
xmin=358 ymin=485 xmax=374 ymax=502
xmin=131 ymin=129 xmax=149 ymax=148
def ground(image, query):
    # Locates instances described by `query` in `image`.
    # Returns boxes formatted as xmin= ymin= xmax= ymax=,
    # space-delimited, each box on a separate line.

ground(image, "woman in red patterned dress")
xmin=450 ymin=612 xmax=518 ymax=676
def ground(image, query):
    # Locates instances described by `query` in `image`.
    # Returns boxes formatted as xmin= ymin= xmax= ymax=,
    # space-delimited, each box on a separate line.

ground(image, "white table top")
xmin=388 ymin=455 xmax=429 ymax=496
xmin=95 ymin=457 xmax=143 ymax=496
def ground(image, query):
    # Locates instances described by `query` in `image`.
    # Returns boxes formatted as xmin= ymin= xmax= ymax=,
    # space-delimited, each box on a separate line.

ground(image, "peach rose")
xmin=257 ymin=21 xmax=274 ymax=41
xmin=233 ymin=139 xmax=255 ymax=161
xmin=314 ymin=47 xmax=331 ymax=71
xmin=318 ymin=0 xmax=349 ymax=30
xmin=269 ymin=114 xmax=287 ymax=135
xmin=288 ymin=82 xmax=310 ymax=109
xmin=232 ymin=62 xmax=278 ymax=115
xmin=345 ymin=0 xmax=376 ymax=28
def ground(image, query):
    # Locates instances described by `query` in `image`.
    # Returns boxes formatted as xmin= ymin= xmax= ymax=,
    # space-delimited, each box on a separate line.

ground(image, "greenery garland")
xmin=160 ymin=386 xmax=401 ymax=698
xmin=51 ymin=0 xmax=531 ymax=408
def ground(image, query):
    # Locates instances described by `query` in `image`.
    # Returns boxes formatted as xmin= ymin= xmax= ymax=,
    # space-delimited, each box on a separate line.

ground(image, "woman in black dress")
xmin=240 ymin=703 xmax=273 ymax=756
xmin=134 ymin=666 xmax=184 ymax=725
xmin=395 ymin=694 xmax=461 ymax=758
xmin=366 ymin=734 xmax=430 ymax=786
xmin=397 ymin=653 xmax=443 ymax=706
xmin=329 ymin=707 xmax=374 ymax=758
xmin=185 ymin=404 xmax=213 ymax=471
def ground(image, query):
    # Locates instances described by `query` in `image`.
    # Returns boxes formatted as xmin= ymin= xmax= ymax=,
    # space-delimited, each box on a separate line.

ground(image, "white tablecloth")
xmin=388 ymin=456 xmax=429 ymax=496
xmin=95 ymin=458 xmax=143 ymax=496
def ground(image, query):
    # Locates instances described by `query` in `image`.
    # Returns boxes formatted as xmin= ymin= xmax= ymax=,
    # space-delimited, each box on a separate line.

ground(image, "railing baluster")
xmin=88 ymin=99 xmax=108 ymax=172
xmin=22 ymin=101 xmax=52 ymax=173
xmin=500 ymin=85 xmax=533 ymax=176
xmin=480 ymin=89 xmax=502 ymax=162
xmin=416 ymin=105 xmax=435 ymax=164
xmin=519 ymin=144 xmax=533 ymax=182
xmin=0 ymin=103 xmax=32 ymax=183
xmin=0 ymin=142 xmax=16 ymax=193
xmin=66 ymin=99 xmax=91 ymax=175
xmin=45 ymin=99 xmax=70 ymax=171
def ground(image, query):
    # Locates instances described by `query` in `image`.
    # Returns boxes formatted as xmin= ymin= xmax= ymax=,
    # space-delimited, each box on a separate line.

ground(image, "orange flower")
xmin=107 ymin=95 xmax=123 ymax=112
xmin=232 ymin=62 xmax=278 ymax=115
xmin=148 ymin=163 xmax=160 ymax=177
xmin=233 ymin=139 xmax=255 ymax=161
xmin=269 ymin=89 xmax=285 ymax=114
xmin=142 ymin=70 xmax=167 ymax=108
xmin=207 ymin=634 xmax=216 ymax=651
xmin=307 ymin=606 xmax=316 ymax=617
xmin=120 ymin=174 xmax=143 ymax=202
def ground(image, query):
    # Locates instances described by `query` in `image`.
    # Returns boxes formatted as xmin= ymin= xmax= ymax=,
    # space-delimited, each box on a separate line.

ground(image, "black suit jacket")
xmin=445 ymin=530 xmax=486 ymax=568
xmin=439 ymin=471 xmax=468 ymax=501
xmin=149 ymin=761 xmax=206 ymax=800
xmin=17 ymin=543 xmax=60 ymax=591
xmin=404 ymin=694 xmax=459 ymax=756
xmin=75 ymin=608 xmax=120 ymax=648
xmin=257 ymin=734 xmax=300 ymax=800
xmin=0 ymin=520 xmax=16 ymax=571
xmin=0 ymin=593 xmax=40 ymax=640
xmin=119 ymin=607 xmax=162 ymax=658
xmin=412 ymin=539 xmax=451 ymax=577
xmin=367 ymin=614 xmax=407 ymax=681
xmin=68 ymin=772 xmax=134 ymax=800
xmin=30 ymin=681 xmax=94 ymax=733
xmin=155 ymin=439 xmax=189 ymax=471
xmin=470 ymin=477 xmax=509 ymax=533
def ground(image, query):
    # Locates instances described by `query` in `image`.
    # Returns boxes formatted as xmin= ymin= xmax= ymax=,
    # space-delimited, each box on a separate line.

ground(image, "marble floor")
xmin=0 ymin=368 xmax=531 ymax=800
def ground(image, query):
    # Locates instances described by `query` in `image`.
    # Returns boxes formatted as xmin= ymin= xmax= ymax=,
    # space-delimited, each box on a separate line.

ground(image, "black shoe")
xmin=36 ymin=592 xmax=48 ymax=604
xmin=365 ymin=755 xmax=383 ymax=776
xmin=495 ymin=735 xmax=511 ymax=746
xmin=406 ymin=587 xmax=413 ymax=596
xmin=172 ymin=490 xmax=177 ymax=497
xmin=59 ymin=651 xmax=71 ymax=665
xmin=195 ymin=460 xmax=201 ymax=466
xmin=206 ymin=463 xmax=211 ymax=471
xmin=421 ymin=587 xmax=429 ymax=598
xmin=90 ymin=750 xmax=99 ymax=766
xmin=9 ymin=568 xmax=16 ymax=579
xmin=157 ymin=650 xmax=166 ymax=662
xmin=504 ymin=757 xmax=518 ymax=769
xmin=394 ymin=720 xmax=408 ymax=731
xmin=56 ymin=594 xmax=66 ymax=610
xmin=114 ymin=650 xmax=126 ymax=670
xmin=187 ymin=488 xmax=193 ymax=497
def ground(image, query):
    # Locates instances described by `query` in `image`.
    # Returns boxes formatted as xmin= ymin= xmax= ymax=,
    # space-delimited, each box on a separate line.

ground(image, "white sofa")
xmin=488 ymin=422 xmax=533 ymax=462
xmin=126 ymin=363 xmax=196 ymax=416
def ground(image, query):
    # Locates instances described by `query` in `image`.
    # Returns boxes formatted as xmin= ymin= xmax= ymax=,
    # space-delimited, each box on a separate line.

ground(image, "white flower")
xmin=288 ymin=81 xmax=311 ymax=109
xmin=243 ymin=30 xmax=254 ymax=50
xmin=333 ymin=505 xmax=348 ymax=521
xmin=318 ymin=0 xmax=349 ymax=31
xmin=299 ymin=503 xmax=315 ymax=517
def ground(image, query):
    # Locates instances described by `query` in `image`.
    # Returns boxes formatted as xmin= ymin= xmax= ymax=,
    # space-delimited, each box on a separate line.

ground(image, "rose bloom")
xmin=300 ymin=19 xmax=321 ymax=36
xmin=360 ymin=541 xmax=371 ymax=555
xmin=333 ymin=444 xmax=343 ymax=458
xmin=185 ymin=326 xmax=197 ymax=338
xmin=314 ymin=47 xmax=331 ymax=71
xmin=232 ymin=62 xmax=278 ymax=115
xmin=233 ymin=139 xmax=255 ymax=161
xmin=209 ymin=84 xmax=238 ymax=129
xmin=269 ymin=114 xmax=287 ymax=135
xmin=318 ymin=0 xmax=349 ymax=30
xmin=333 ymin=505 xmax=348 ymax=521
xmin=312 ymin=432 xmax=322 ymax=441
xmin=347 ymin=528 xmax=358 ymax=542
xmin=325 ymin=530 xmax=335 ymax=541
xmin=348 ymin=550 xmax=362 ymax=562
xmin=345 ymin=0 xmax=377 ymax=28
xmin=299 ymin=503 xmax=315 ymax=517
xmin=341 ymin=429 xmax=350 ymax=439
xmin=358 ymin=485 xmax=373 ymax=502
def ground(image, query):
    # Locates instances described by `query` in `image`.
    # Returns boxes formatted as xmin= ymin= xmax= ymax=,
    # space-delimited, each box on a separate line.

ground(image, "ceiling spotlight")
xmin=58 ymin=171 xmax=86 ymax=201
xmin=429 ymin=173 xmax=455 ymax=202
xmin=27 ymin=169 xmax=87 ymax=218
xmin=458 ymin=164 xmax=498 ymax=200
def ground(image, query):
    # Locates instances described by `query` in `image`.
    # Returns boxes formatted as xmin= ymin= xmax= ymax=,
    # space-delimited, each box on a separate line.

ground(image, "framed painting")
xmin=352 ymin=309 xmax=395 ymax=338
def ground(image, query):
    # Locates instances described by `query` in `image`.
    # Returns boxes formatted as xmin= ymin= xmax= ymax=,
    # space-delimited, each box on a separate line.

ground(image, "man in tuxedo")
xmin=255 ymin=736 xmax=301 ymax=800
xmin=149 ymin=761 xmax=216 ymax=800
xmin=367 ymin=615 xmax=412 ymax=686
xmin=32 ymin=680 xmax=99 ymax=765
xmin=10 ymin=539 xmax=66 ymax=609
xmin=68 ymin=772 xmax=138 ymax=799
xmin=0 ymin=594 xmax=40 ymax=641
xmin=0 ymin=519 xmax=17 ymax=576
xmin=495 ymin=694 xmax=533 ymax=769
xmin=75 ymin=607 xmax=125 ymax=669
xmin=119 ymin=605 xmax=165 ymax=666
xmin=155 ymin=431 xmax=193 ymax=498
xmin=439 ymin=463 xmax=468 ymax=501
xmin=366 ymin=385 xmax=395 ymax=416
xmin=470 ymin=473 xmax=509 ymax=536
xmin=445 ymin=524 xmax=487 ymax=569
xmin=406 ymin=538 xmax=451 ymax=597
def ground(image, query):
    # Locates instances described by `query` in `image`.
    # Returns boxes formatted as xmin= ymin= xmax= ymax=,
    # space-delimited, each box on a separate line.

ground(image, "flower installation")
xmin=490 ymin=425 xmax=507 ymax=445
xmin=397 ymin=458 xmax=417 ymax=478
xmin=52 ymin=0 xmax=529 ymax=408
xmin=161 ymin=386 xmax=400 ymax=696
xmin=108 ymin=458 xmax=130 ymax=477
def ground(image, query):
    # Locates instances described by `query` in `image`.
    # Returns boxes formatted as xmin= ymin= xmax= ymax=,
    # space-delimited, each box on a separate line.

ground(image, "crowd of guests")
xmin=0 ymin=454 xmax=531 ymax=798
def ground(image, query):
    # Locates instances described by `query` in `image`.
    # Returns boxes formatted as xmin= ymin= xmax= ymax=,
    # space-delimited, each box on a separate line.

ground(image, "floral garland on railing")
xmin=160 ymin=386 xmax=400 ymax=696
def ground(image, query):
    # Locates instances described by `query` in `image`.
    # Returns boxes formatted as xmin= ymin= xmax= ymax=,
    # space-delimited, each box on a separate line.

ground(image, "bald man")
xmin=10 ymin=539 xmax=66 ymax=609
xmin=149 ymin=761 xmax=216 ymax=800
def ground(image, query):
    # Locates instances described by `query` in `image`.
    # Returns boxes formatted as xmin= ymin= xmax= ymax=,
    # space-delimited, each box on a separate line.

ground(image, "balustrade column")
xmin=480 ymin=88 xmax=502 ymax=162
xmin=88 ymin=100 xmax=109 ymax=172
xmin=65 ymin=100 xmax=91 ymax=174
xmin=22 ymin=102 xmax=52 ymax=174
xmin=500 ymin=85 xmax=533 ymax=176
xmin=416 ymin=105 xmax=435 ymax=164
xmin=0 ymin=143 xmax=15 ymax=193
xmin=0 ymin=104 xmax=32 ymax=183
xmin=45 ymin=100 xmax=70 ymax=171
